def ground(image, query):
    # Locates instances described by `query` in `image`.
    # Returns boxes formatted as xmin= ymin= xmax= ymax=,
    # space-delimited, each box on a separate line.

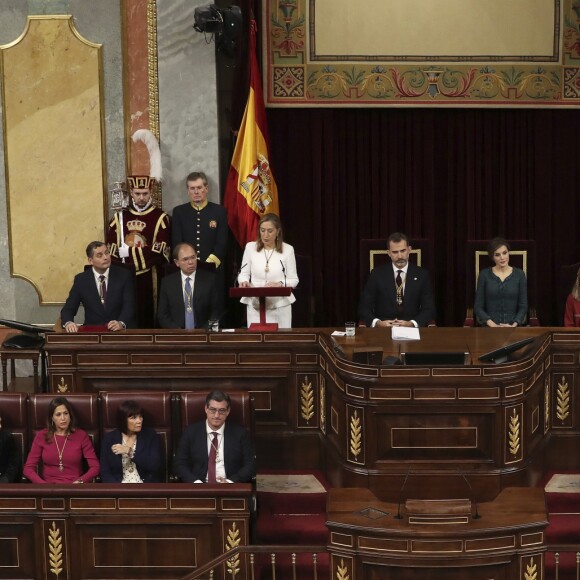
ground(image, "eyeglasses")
xmin=207 ymin=407 xmax=228 ymax=416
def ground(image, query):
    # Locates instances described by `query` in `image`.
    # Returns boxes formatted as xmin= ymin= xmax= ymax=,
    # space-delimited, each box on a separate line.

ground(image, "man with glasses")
xmin=173 ymin=391 xmax=255 ymax=484
xmin=157 ymin=243 xmax=222 ymax=329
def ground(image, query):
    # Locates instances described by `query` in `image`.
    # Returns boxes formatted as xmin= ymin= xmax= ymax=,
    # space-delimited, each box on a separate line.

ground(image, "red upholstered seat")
xmin=177 ymin=390 xmax=254 ymax=441
xmin=0 ymin=392 xmax=27 ymax=480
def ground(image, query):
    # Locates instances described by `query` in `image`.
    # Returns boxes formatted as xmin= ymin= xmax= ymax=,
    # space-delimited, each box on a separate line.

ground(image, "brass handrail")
xmin=178 ymin=545 xmax=327 ymax=580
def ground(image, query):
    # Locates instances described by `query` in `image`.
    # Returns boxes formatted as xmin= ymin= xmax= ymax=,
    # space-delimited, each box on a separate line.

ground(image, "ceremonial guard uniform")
xmin=107 ymin=175 xmax=171 ymax=328
xmin=172 ymin=200 xmax=228 ymax=268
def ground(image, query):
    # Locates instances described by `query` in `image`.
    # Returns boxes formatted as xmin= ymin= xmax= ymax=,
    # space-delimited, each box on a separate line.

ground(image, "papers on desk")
xmin=391 ymin=326 xmax=420 ymax=341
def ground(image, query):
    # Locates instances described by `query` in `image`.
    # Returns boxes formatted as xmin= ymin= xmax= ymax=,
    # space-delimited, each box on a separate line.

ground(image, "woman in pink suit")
xmin=24 ymin=397 xmax=99 ymax=484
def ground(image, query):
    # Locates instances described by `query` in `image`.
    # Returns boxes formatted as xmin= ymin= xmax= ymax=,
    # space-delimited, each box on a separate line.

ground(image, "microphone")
xmin=394 ymin=467 xmax=412 ymax=519
xmin=233 ymin=263 xmax=247 ymax=287
xmin=461 ymin=473 xmax=480 ymax=519
xmin=280 ymin=260 xmax=287 ymax=287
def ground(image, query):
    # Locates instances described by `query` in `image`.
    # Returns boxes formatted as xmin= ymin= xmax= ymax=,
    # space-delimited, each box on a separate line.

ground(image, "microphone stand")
xmin=280 ymin=260 xmax=287 ymax=287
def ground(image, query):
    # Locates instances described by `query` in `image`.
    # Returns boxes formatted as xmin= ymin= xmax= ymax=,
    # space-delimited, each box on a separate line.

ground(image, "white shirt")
xmin=93 ymin=267 xmax=110 ymax=294
xmin=193 ymin=421 xmax=231 ymax=484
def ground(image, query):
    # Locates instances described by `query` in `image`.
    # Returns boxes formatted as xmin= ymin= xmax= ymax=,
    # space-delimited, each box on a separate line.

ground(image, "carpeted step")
xmin=256 ymin=513 xmax=329 ymax=544
xmin=256 ymin=469 xmax=330 ymax=545
xmin=543 ymin=472 xmax=580 ymax=513
xmin=257 ymin=470 xmax=330 ymax=515
xmin=546 ymin=514 xmax=580 ymax=544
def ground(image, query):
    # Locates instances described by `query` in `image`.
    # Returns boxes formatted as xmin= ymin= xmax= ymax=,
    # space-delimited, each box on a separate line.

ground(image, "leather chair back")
xmin=178 ymin=391 xmax=254 ymax=441
xmin=0 ymin=392 xmax=27 ymax=479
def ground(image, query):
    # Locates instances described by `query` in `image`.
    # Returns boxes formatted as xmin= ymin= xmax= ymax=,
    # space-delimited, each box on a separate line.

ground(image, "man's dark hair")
xmin=387 ymin=232 xmax=409 ymax=246
xmin=186 ymin=171 xmax=208 ymax=186
xmin=205 ymin=390 xmax=231 ymax=409
xmin=86 ymin=241 xmax=106 ymax=258
xmin=172 ymin=242 xmax=197 ymax=260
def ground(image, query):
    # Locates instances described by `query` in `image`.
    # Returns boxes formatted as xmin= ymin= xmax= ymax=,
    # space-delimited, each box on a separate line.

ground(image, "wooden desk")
xmin=326 ymin=486 xmax=547 ymax=580
xmin=0 ymin=483 xmax=251 ymax=580
xmin=43 ymin=328 xmax=580 ymax=501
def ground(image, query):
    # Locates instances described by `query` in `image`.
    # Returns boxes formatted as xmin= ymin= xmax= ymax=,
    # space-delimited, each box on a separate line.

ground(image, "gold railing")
xmin=548 ymin=546 xmax=580 ymax=580
xmin=178 ymin=545 xmax=327 ymax=580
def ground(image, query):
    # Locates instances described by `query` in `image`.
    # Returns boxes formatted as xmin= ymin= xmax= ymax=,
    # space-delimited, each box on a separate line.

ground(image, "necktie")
xmin=208 ymin=431 xmax=218 ymax=483
xmin=99 ymin=275 xmax=107 ymax=305
xmin=395 ymin=270 xmax=404 ymax=311
xmin=184 ymin=277 xmax=195 ymax=329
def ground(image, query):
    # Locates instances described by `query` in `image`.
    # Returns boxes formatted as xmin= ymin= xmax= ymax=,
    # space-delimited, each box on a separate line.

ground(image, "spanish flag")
xmin=224 ymin=20 xmax=279 ymax=248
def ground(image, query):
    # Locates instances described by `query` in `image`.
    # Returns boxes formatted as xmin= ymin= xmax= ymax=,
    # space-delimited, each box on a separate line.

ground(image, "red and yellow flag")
xmin=224 ymin=20 xmax=279 ymax=248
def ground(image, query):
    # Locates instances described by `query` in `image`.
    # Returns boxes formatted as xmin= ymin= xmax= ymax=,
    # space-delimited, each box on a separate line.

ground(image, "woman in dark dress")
xmin=100 ymin=400 xmax=162 ymax=483
xmin=474 ymin=237 xmax=528 ymax=327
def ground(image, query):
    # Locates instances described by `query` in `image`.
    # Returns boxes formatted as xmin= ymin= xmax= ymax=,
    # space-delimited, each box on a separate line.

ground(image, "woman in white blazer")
xmin=238 ymin=213 xmax=299 ymax=328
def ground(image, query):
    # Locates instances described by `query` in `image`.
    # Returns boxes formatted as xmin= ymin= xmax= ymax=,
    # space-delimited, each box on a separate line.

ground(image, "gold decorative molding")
xmin=57 ymin=377 xmax=69 ymax=393
xmin=48 ymin=521 xmax=64 ymax=578
xmin=336 ymin=558 xmax=350 ymax=580
xmin=224 ymin=521 xmax=241 ymax=577
xmin=300 ymin=376 xmax=315 ymax=423
xmin=544 ymin=376 xmax=550 ymax=434
xmin=146 ymin=0 xmax=162 ymax=207
xmin=523 ymin=556 xmax=538 ymax=580
xmin=556 ymin=375 xmax=570 ymax=422
xmin=509 ymin=408 xmax=521 ymax=457
xmin=349 ymin=409 xmax=362 ymax=461
xmin=320 ymin=378 xmax=326 ymax=434
xmin=1 ymin=16 xmax=107 ymax=304
xmin=146 ymin=0 xmax=159 ymax=140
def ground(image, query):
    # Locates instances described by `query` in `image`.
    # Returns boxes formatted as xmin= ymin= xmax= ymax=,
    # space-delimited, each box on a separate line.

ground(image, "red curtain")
xmin=266 ymin=108 xmax=580 ymax=326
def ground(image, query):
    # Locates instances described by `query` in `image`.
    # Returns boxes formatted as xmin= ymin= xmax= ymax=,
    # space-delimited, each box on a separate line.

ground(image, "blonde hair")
xmin=255 ymin=213 xmax=283 ymax=253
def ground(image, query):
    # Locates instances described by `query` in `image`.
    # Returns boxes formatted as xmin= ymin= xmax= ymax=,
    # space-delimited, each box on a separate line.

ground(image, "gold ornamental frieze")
xmin=320 ymin=378 xmax=326 ymax=434
xmin=522 ymin=555 xmax=539 ymax=580
xmin=224 ymin=520 xmax=242 ymax=578
xmin=347 ymin=405 xmax=364 ymax=464
xmin=56 ymin=377 xmax=69 ymax=393
xmin=555 ymin=374 xmax=573 ymax=427
xmin=505 ymin=405 xmax=523 ymax=464
xmin=297 ymin=374 xmax=318 ymax=427
xmin=45 ymin=520 xmax=67 ymax=579
xmin=334 ymin=556 xmax=352 ymax=580
xmin=544 ymin=376 xmax=550 ymax=434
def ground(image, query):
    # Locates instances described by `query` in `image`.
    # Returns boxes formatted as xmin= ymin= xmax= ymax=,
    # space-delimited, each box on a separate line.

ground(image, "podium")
xmin=230 ymin=286 xmax=292 ymax=331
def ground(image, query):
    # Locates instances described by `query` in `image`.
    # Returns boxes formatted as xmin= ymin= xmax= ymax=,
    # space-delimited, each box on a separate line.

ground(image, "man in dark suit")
xmin=173 ymin=391 xmax=255 ymax=484
xmin=60 ymin=241 xmax=136 ymax=332
xmin=171 ymin=172 xmax=229 ymax=316
xmin=359 ymin=232 xmax=436 ymax=327
xmin=157 ymin=242 xmax=222 ymax=329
